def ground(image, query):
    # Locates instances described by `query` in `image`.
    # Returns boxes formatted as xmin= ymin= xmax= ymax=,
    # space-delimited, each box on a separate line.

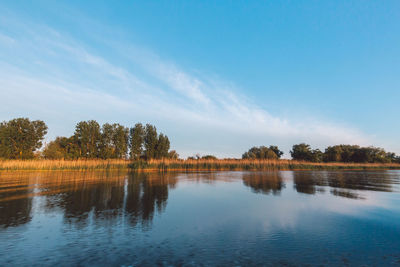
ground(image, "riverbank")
xmin=0 ymin=159 xmax=129 ymax=171
xmin=0 ymin=159 xmax=400 ymax=171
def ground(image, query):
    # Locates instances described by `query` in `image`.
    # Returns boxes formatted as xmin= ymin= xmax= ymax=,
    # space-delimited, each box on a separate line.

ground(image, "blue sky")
xmin=0 ymin=1 xmax=399 ymax=158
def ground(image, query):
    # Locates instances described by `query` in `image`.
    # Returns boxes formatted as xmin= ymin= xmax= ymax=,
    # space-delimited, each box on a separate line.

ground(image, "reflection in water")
xmin=124 ymin=173 xmax=177 ymax=227
xmin=0 ymin=170 xmax=400 ymax=266
xmin=293 ymin=171 xmax=327 ymax=195
xmin=330 ymin=188 xmax=364 ymax=200
xmin=0 ymin=171 xmax=178 ymax=228
xmin=242 ymin=172 xmax=285 ymax=195
xmin=0 ymin=170 xmax=399 ymax=228
xmin=292 ymin=171 xmax=396 ymax=199
xmin=0 ymin=186 xmax=32 ymax=227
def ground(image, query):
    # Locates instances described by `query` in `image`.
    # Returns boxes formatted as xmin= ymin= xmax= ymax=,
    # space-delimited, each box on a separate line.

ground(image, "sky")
xmin=0 ymin=1 xmax=399 ymax=158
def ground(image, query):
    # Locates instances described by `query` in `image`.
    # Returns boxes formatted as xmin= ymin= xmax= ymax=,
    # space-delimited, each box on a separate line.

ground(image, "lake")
xmin=0 ymin=170 xmax=400 ymax=266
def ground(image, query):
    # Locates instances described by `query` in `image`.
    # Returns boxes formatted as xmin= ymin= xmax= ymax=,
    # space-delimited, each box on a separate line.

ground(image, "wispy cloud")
xmin=0 ymin=32 xmax=14 ymax=45
xmin=0 ymin=11 xmax=386 ymax=157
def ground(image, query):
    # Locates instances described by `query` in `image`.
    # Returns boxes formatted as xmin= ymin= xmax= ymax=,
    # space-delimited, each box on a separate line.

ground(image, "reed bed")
xmin=0 ymin=158 xmax=399 ymax=171
xmin=130 ymin=159 xmax=400 ymax=171
xmin=0 ymin=159 xmax=130 ymax=171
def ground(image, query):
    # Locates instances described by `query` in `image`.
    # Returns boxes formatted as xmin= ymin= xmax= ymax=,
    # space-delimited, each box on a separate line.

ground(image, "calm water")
xmin=1 ymin=170 xmax=400 ymax=266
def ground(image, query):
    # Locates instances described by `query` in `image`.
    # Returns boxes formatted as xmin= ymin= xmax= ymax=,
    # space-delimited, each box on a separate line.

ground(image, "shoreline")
xmin=0 ymin=159 xmax=399 ymax=171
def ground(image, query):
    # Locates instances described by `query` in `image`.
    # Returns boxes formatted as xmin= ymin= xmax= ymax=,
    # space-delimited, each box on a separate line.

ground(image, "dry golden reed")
xmin=140 ymin=158 xmax=400 ymax=171
xmin=0 ymin=158 xmax=399 ymax=171
xmin=0 ymin=159 xmax=129 ymax=171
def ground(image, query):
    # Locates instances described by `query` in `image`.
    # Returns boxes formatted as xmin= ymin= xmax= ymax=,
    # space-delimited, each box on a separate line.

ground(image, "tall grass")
xmin=129 ymin=159 xmax=400 ymax=171
xmin=0 ymin=159 xmax=129 ymax=171
xmin=0 ymin=158 xmax=399 ymax=171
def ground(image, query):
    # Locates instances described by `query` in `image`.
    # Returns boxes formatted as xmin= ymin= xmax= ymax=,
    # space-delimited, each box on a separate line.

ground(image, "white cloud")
xmin=0 ymin=32 xmax=15 ymax=45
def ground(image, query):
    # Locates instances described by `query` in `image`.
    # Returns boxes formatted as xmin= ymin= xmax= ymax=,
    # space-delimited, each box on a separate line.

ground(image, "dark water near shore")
xmin=0 ymin=170 xmax=400 ymax=266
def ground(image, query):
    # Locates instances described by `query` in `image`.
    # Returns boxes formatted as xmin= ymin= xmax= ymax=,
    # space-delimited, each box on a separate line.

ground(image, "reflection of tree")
xmin=326 ymin=171 xmax=393 ymax=192
xmin=325 ymin=171 xmax=395 ymax=200
xmin=125 ymin=173 xmax=177 ymax=226
xmin=242 ymin=172 xmax=284 ymax=195
xmin=292 ymin=171 xmax=327 ymax=195
xmin=54 ymin=171 xmax=178 ymax=228
xmin=42 ymin=171 xmax=127 ymax=226
xmin=330 ymin=189 xmax=363 ymax=200
xmin=0 ymin=191 xmax=32 ymax=228
xmin=292 ymin=171 xmax=395 ymax=199
xmin=0 ymin=174 xmax=33 ymax=227
xmin=1 ymin=170 xmax=398 ymax=229
xmin=0 ymin=171 xmax=178 ymax=229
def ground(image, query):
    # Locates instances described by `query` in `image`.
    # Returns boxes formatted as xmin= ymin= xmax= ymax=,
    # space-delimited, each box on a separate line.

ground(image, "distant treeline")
xmin=242 ymin=146 xmax=284 ymax=160
xmin=1 ymin=118 xmax=399 ymax=164
xmin=0 ymin=118 xmax=178 ymax=160
xmin=242 ymin=144 xmax=400 ymax=163
xmin=291 ymin=143 xmax=400 ymax=163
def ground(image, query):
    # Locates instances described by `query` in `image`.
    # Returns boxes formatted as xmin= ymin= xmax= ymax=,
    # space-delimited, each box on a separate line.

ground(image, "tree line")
xmin=0 ymin=118 xmax=48 ymax=159
xmin=0 ymin=118 xmax=177 ymax=160
xmin=290 ymin=143 xmax=400 ymax=163
xmin=242 ymin=143 xmax=400 ymax=163
xmin=1 ymin=118 xmax=399 ymax=163
xmin=242 ymin=146 xmax=284 ymax=160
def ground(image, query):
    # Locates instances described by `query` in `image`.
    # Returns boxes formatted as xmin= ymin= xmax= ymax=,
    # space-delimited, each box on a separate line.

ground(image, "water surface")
xmin=1 ymin=170 xmax=400 ymax=266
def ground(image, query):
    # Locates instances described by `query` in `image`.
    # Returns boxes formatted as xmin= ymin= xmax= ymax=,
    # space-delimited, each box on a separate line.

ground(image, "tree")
xmin=74 ymin=120 xmax=101 ymax=158
xmin=269 ymin=145 xmax=284 ymax=158
xmin=43 ymin=137 xmax=66 ymax=159
xmin=341 ymin=145 xmax=360 ymax=162
xmin=112 ymin=124 xmax=129 ymax=159
xmin=144 ymin=124 xmax=158 ymax=159
xmin=324 ymin=146 xmax=343 ymax=162
xmin=290 ymin=143 xmax=313 ymax=161
xmin=369 ymin=147 xmax=390 ymax=163
xmin=168 ymin=150 xmax=179 ymax=159
xmin=42 ymin=136 xmax=81 ymax=159
xmin=155 ymin=133 xmax=170 ymax=159
xmin=99 ymin=123 xmax=114 ymax=159
xmin=100 ymin=123 xmax=129 ymax=159
xmin=351 ymin=146 xmax=388 ymax=163
xmin=323 ymin=145 xmax=394 ymax=163
xmin=310 ymin=149 xmax=323 ymax=163
xmin=0 ymin=118 xmax=47 ymax=159
xmin=386 ymin=152 xmax=398 ymax=163
xmin=201 ymin=155 xmax=217 ymax=160
xmin=242 ymin=146 xmax=280 ymax=159
xmin=130 ymin=123 xmax=144 ymax=160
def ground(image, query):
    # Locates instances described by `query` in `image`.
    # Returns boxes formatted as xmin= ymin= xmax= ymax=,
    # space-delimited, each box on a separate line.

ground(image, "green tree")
xmin=144 ymin=124 xmax=158 ymax=159
xmin=370 ymin=147 xmax=390 ymax=163
xmin=74 ymin=120 xmax=101 ymax=158
xmin=351 ymin=146 xmax=389 ymax=163
xmin=242 ymin=146 xmax=279 ymax=159
xmin=290 ymin=143 xmax=313 ymax=161
xmin=155 ymin=133 xmax=170 ymax=159
xmin=324 ymin=146 xmax=343 ymax=162
xmin=201 ymin=155 xmax=217 ymax=160
xmin=130 ymin=123 xmax=144 ymax=160
xmin=310 ymin=149 xmax=323 ymax=163
xmin=0 ymin=118 xmax=47 ymax=159
xmin=386 ymin=152 xmax=397 ymax=163
xmin=112 ymin=124 xmax=129 ymax=159
xmin=99 ymin=123 xmax=114 ymax=159
xmin=43 ymin=137 xmax=66 ymax=159
xmin=42 ymin=136 xmax=81 ymax=159
xmin=341 ymin=145 xmax=360 ymax=162
xmin=100 ymin=123 xmax=129 ymax=159
xmin=168 ymin=150 xmax=179 ymax=159
xmin=321 ymin=145 xmax=394 ymax=163
xmin=269 ymin=145 xmax=284 ymax=158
